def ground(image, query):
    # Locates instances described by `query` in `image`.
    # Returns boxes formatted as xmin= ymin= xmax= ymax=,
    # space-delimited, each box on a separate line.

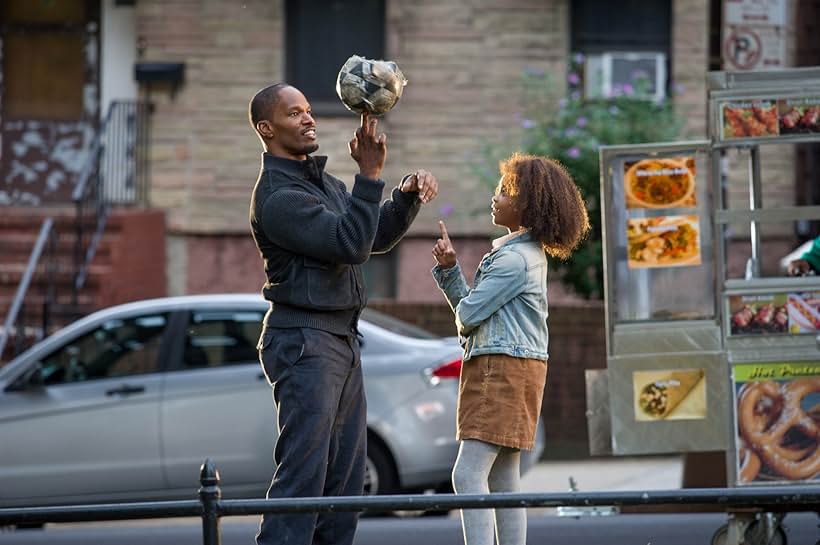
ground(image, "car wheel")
xmin=364 ymin=437 xmax=398 ymax=496
xmin=363 ymin=437 xmax=400 ymax=517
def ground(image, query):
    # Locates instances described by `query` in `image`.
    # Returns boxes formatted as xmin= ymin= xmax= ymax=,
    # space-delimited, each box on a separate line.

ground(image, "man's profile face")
xmin=265 ymin=86 xmax=318 ymax=160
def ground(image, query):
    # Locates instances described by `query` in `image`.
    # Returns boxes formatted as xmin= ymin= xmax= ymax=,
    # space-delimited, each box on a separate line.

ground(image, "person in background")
xmin=248 ymin=82 xmax=438 ymax=545
xmin=787 ymin=235 xmax=820 ymax=276
xmin=431 ymin=153 xmax=589 ymax=545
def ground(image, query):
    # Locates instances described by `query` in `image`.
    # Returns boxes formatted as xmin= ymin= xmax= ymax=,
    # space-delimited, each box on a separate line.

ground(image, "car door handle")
xmin=105 ymin=384 xmax=146 ymax=397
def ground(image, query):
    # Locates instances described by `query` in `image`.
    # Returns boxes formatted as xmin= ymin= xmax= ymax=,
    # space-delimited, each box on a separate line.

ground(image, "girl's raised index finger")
xmin=438 ymin=220 xmax=450 ymax=242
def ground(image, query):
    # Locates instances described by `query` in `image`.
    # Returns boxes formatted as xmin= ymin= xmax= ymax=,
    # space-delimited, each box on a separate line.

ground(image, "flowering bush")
xmin=472 ymin=54 xmax=686 ymax=299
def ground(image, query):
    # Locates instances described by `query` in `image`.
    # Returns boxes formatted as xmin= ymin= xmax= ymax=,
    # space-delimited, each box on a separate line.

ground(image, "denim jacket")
xmin=432 ymin=230 xmax=549 ymax=362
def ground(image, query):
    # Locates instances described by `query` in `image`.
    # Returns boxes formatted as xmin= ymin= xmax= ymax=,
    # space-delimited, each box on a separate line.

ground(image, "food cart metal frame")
xmin=591 ymin=66 xmax=820 ymax=545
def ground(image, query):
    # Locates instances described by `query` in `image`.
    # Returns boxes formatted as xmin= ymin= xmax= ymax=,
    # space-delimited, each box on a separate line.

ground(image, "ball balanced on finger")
xmin=336 ymin=55 xmax=408 ymax=115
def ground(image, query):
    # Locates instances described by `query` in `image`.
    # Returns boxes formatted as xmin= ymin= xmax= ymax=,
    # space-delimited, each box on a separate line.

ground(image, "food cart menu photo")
xmin=633 ymin=369 xmax=706 ymax=422
xmin=729 ymin=292 xmax=820 ymax=335
xmin=733 ymin=362 xmax=820 ymax=485
xmin=626 ymin=215 xmax=702 ymax=269
xmin=623 ymin=157 xmax=697 ymax=209
xmin=721 ymin=98 xmax=820 ymax=140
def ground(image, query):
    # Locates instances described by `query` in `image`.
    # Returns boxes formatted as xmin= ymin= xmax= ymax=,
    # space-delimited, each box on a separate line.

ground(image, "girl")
xmin=431 ymin=153 xmax=589 ymax=545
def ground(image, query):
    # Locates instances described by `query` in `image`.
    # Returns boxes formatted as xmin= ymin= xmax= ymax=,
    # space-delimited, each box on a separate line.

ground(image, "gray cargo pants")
xmin=256 ymin=326 xmax=366 ymax=545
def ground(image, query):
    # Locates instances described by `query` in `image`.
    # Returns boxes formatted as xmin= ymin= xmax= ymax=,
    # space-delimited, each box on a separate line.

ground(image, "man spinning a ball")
xmin=248 ymin=81 xmax=438 ymax=545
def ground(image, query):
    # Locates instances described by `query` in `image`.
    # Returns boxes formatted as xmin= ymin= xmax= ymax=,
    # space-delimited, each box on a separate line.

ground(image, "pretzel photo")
xmin=736 ymin=378 xmax=820 ymax=482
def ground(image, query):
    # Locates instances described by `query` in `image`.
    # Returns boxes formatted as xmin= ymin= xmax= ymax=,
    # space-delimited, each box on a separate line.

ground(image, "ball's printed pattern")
xmin=336 ymin=55 xmax=407 ymax=115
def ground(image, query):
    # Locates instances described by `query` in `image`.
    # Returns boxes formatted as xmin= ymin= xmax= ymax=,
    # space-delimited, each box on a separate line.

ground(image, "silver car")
xmin=0 ymin=294 xmax=544 ymax=509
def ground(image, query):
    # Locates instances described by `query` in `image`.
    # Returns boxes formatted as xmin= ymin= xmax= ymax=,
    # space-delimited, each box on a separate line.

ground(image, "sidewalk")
xmin=521 ymin=455 xmax=684 ymax=494
xmin=516 ymin=455 xmax=684 ymax=516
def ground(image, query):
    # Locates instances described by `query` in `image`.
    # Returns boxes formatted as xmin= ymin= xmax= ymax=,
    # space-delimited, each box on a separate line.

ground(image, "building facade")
xmin=3 ymin=0 xmax=817 ymax=305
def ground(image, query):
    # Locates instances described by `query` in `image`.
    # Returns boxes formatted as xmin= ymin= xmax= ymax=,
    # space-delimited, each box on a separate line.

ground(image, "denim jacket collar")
xmin=490 ymin=229 xmax=532 ymax=253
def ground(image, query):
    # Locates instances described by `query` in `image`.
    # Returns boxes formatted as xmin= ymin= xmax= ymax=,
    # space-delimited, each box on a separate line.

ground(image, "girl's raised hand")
xmin=432 ymin=220 xmax=457 ymax=269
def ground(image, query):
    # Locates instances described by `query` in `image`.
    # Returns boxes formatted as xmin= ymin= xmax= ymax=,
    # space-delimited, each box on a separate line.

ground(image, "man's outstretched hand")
xmin=349 ymin=112 xmax=387 ymax=180
xmin=400 ymin=169 xmax=439 ymax=204
xmin=432 ymin=220 xmax=457 ymax=269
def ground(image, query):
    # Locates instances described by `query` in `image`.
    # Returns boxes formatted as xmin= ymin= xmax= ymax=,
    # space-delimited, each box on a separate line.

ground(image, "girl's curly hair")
xmin=499 ymin=152 xmax=590 ymax=260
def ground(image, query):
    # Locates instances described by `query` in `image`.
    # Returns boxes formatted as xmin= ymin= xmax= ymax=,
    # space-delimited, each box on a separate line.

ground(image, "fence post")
xmin=199 ymin=459 xmax=222 ymax=545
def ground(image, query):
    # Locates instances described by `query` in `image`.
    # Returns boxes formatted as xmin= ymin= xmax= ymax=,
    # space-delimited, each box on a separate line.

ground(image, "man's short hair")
xmin=249 ymin=83 xmax=290 ymax=131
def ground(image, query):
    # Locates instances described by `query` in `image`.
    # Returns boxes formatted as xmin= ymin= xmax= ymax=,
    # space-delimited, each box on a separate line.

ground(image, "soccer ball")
xmin=336 ymin=55 xmax=407 ymax=115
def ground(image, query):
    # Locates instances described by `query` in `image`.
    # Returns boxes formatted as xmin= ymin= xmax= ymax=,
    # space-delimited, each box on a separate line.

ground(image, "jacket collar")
xmin=491 ymin=229 xmax=532 ymax=251
xmin=262 ymin=153 xmax=328 ymax=182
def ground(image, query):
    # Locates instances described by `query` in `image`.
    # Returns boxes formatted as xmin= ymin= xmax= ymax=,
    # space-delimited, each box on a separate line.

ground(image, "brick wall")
xmin=137 ymin=0 xmax=569 ymax=239
xmin=672 ymin=0 xmax=710 ymax=138
xmin=136 ymin=0 xmax=575 ymax=297
xmin=97 ymin=209 xmax=168 ymax=308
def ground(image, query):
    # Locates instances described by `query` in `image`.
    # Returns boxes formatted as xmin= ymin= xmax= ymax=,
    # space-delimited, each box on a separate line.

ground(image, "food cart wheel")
xmin=710 ymin=519 xmax=787 ymax=545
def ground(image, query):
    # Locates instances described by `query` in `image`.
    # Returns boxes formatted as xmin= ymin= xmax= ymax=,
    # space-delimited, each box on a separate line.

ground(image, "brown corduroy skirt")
xmin=456 ymin=353 xmax=548 ymax=450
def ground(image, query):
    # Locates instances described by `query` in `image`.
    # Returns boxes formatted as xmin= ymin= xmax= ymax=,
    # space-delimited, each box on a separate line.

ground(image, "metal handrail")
xmin=71 ymin=100 xmax=150 ymax=303
xmin=0 ymin=218 xmax=56 ymax=359
xmin=0 ymin=460 xmax=818 ymax=545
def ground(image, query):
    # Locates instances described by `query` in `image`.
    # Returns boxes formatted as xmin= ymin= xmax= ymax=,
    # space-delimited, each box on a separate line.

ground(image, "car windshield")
xmin=361 ymin=308 xmax=437 ymax=339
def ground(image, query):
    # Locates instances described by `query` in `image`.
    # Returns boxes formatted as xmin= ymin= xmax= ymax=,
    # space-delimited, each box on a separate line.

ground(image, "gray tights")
xmin=451 ymin=439 xmax=525 ymax=545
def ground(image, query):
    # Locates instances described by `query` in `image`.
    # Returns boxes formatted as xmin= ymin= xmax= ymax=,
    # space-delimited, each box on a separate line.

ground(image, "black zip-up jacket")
xmin=249 ymin=153 xmax=421 ymax=335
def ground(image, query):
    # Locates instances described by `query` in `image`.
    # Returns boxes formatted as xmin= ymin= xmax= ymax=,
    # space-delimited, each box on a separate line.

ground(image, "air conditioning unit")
xmin=583 ymin=52 xmax=667 ymax=102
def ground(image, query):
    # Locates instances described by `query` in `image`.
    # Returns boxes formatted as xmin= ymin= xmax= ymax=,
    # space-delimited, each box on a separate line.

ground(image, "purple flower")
xmin=570 ymin=90 xmax=581 ymax=101
xmin=573 ymin=52 xmax=585 ymax=65
xmin=576 ymin=116 xmax=588 ymax=128
xmin=567 ymin=72 xmax=580 ymax=85
xmin=521 ymin=118 xmax=536 ymax=129
xmin=623 ymin=83 xmax=634 ymax=95
xmin=567 ymin=147 xmax=581 ymax=159
xmin=564 ymin=127 xmax=578 ymax=138
xmin=439 ymin=203 xmax=454 ymax=217
xmin=559 ymin=98 xmax=568 ymax=109
xmin=608 ymin=105 xmax=620 ymax=115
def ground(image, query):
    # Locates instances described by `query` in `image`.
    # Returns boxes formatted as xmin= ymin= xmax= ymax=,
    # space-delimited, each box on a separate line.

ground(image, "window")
xmin=1 ymin=0 xmax=88 ymax=120
xmin=40 ymin=314 xmax=168 ymax=385
xmin=571 ymin=0 xmax=672 ymax=100
xmin=182 ymin=310 xmax=264 ymax=369
xmin=285 ymin=0 xmax=385 ymax=114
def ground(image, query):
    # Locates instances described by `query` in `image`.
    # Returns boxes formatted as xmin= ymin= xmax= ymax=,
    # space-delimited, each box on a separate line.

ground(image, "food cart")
xmin=588 ymin=66 xmax=820 ymax=545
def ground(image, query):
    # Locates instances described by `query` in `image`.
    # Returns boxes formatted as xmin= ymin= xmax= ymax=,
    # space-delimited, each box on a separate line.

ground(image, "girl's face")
xmin=491 ymin=177 xmax=523 ymax=232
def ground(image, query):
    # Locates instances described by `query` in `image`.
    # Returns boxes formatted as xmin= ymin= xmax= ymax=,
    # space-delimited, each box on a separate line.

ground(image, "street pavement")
xmin=522 ymin=454 xmax=683 ymax=494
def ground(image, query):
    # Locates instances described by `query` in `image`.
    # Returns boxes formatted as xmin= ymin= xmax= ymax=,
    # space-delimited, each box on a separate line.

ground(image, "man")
xmin=248 ymin=82 xmax=438 ymax=545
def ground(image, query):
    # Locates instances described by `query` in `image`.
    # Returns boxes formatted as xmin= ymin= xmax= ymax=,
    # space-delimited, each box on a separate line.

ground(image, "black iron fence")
xmin=0 ymin=460 xmax=818 ymax=545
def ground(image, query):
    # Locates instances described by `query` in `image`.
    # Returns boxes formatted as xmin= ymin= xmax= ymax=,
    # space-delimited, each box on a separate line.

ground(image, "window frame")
xmin=284 ymin=0 xmax=386 ymax=116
